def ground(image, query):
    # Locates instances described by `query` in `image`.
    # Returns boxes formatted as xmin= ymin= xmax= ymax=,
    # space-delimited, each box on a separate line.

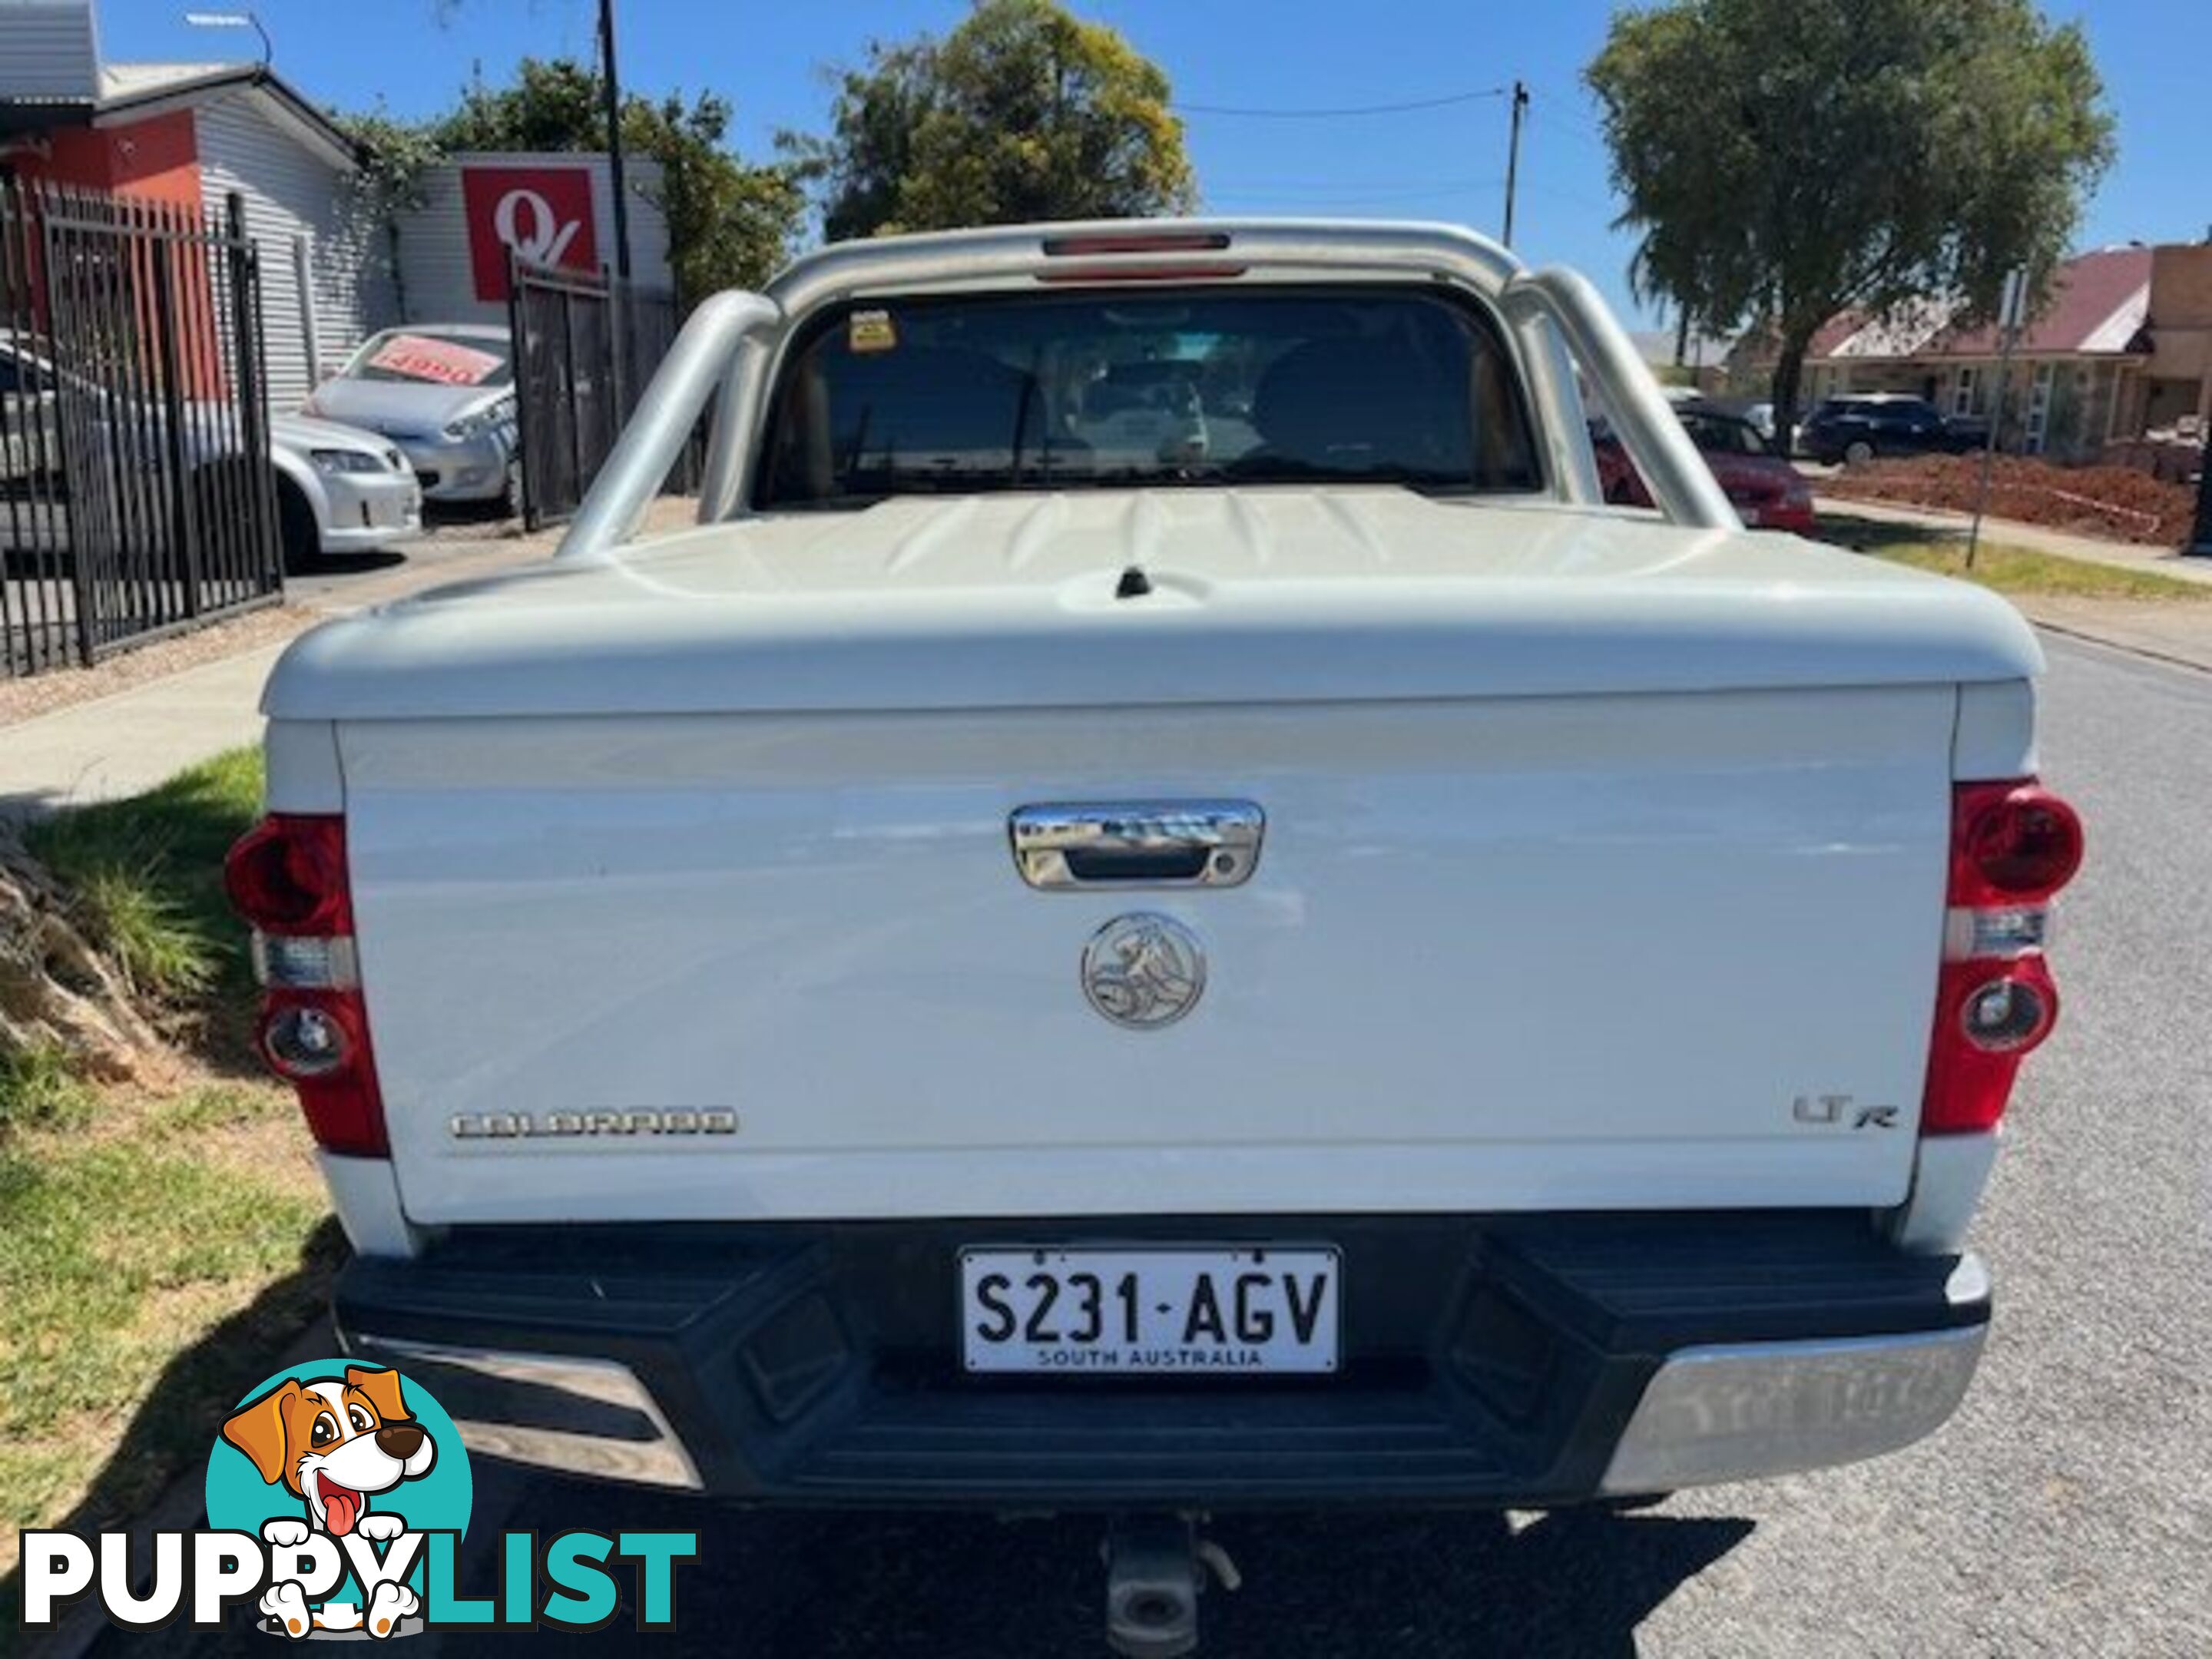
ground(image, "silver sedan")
xmin=303 ymin=325 xmax=520 ymax=509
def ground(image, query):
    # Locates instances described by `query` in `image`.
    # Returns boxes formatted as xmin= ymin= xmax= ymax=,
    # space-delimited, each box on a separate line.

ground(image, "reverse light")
xmin=226 ymin=815 xmax=387 ymax=1157
xmin=262 ymin=1001 xmax=351 ymax=1078
xmin=1959 ymin=973 xmax=2055 ymax=1054
xmin=1921 ymin=780 xmax=2081 ymax=1136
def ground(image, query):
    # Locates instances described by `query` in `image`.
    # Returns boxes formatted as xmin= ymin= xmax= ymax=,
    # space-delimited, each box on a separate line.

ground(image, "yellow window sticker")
xmin=849 ymin=309 xmax=898 ymax=353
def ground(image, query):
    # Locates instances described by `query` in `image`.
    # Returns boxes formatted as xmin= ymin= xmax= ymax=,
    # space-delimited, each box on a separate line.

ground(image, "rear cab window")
xmin=755 ymin=286 xmax=1542 ymax=510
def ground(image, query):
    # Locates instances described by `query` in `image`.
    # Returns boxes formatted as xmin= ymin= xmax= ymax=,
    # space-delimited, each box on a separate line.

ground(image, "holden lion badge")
xmin=1081 ymin=914 xmax=1206 ymax=1030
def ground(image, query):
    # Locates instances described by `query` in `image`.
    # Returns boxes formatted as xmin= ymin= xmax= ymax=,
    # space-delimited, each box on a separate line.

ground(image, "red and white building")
xmin=0 ymin=0 xmax=669 ymax=408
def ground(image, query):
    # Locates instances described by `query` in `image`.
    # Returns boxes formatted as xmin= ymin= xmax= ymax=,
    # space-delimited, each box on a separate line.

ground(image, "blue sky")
xmin=97 ymin=0 xmax=2209 ymax=326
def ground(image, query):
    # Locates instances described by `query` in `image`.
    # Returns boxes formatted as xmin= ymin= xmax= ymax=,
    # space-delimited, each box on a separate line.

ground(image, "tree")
xmin=343 ymin=58 xmax=803 ymax=304
xmin=1585 ymin=0 xmax=2114 ymax=440
xmin=798 ymin=0 xmax=1194 ymax=241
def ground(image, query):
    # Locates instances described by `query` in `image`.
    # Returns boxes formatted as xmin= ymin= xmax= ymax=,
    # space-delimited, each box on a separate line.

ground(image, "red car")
xmin=1593 ymin=403 xmax=1817 ymax=534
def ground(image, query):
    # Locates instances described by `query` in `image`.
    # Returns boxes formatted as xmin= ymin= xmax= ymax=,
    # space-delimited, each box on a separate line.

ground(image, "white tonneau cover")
xmin=264 ymin=488 xmax=2040 ymax=721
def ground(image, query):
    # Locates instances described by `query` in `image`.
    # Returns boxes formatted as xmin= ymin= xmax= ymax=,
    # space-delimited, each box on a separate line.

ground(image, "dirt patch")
xmin=1821 ymin=454 xmax=2197 ymax=548
xmin=0 ymin=835 xmax=176 ymax=1086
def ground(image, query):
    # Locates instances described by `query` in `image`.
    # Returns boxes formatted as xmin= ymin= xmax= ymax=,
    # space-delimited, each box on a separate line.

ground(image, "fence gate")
xmin=1 ymin=181 xmax=281 ymax=677
xmin=508 ymin=258 xmax=686 ymax=531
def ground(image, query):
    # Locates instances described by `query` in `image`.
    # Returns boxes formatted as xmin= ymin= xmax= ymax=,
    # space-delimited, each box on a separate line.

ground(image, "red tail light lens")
xmin=1922 ymin=780 xmax=2080 ymax=1137
xmin=257 ymin=988 xmax=388 ymax=1156
xmin=225 ymin=815 xmax=353 ymax=935
xmin=227 ymin=813 xmax=387 ymax=1157
xmin=1922 ymin=955 xmax=2061 ymax=1134
xmin=1950 ymin=783 xmax=2083 ymax=905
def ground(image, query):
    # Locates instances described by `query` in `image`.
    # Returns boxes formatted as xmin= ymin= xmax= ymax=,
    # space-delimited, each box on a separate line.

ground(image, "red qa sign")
xmin=462 ymin=165 xmax=600 ymax=303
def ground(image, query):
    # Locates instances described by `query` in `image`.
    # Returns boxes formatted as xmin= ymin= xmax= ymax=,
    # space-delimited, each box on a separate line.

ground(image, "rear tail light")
xmin=224 ymin=814 xmax=352 ymax=935
xmin=1949 ymin=782 xmax=2083 ymax=905
xmin=225 ymin=814 xmax=387 ymax=1157
xmin=1922 ymin=780 xmax=2082 ymax=1136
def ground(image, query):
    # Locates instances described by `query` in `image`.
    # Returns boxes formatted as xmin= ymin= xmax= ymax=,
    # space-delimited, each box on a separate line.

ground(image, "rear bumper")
xmin=335 ymin=1214 xmax=1989 ymax=1509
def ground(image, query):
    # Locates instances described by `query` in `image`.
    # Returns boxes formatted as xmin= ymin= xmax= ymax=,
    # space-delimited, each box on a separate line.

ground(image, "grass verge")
xmin=24 ymin=747 xmax=263 ymax=1018
xmin=1816 ymin=518 xmax=2211 ymax=601
xmin=1878 ymin=541 xmax=2211 ymax=601
xmin=3 ymin=748 xmax=339 ymax=1581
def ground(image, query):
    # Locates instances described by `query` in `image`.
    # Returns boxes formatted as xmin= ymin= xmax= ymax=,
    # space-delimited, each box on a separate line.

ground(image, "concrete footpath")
xmin=0 ymin=525 xmax=561 ymax=821
xmin=0 ymin=499 xmax=703 ymax=823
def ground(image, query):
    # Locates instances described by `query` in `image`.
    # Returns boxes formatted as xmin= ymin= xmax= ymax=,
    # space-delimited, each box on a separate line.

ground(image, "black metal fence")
xmin=0 ymin=181 xmax=280 ymax=677
xmin=508 ymin=257 xmax=687 ymax=530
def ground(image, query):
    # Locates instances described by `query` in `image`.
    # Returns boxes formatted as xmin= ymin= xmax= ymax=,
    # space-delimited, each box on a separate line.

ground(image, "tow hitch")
xmin=1102 ymin=1514 xmax=1239 ymax=1659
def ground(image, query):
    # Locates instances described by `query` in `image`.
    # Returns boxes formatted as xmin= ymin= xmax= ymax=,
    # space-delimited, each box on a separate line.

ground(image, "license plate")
xmin=959 ymin=1247 xmax=1339 ymax=1375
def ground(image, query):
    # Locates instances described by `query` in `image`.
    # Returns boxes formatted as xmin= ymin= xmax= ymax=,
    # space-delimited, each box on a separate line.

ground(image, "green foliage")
xmin=342 ymin=58 xmax=803 ymax=304
xmin=1827 ymin=531 xmax=2211 ymax=601
xmin=0 ymin=1134 xmax=333 ymax=1528
xmin=0 ymin=1045 xmax=98 ymax=1140
xmin=1586 ymin=0 xmax=2114 ymax=435
xmin=25 ymin=747 xmax=263 ymax=1009
xmin=334 ymin=104 xmax=449 ymax=220
xmin=797 ymin=0 xmax=1195 ymax=240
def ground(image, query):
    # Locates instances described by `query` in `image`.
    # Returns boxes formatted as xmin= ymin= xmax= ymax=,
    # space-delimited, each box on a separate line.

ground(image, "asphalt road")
xmin=97 ymin=634 xmax=2210 ymax=1658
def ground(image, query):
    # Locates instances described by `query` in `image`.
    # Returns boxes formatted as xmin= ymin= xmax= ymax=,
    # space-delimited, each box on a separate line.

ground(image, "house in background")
xmin=0 ymin=0 xmax=668 ymax=408
xmin=1726 ymin=242 xmax=2212 ymax=461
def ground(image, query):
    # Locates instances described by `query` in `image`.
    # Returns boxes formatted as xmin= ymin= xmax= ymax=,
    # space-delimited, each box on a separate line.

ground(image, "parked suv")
xmin=1800 ymin=393 xmax=1985 ymax=465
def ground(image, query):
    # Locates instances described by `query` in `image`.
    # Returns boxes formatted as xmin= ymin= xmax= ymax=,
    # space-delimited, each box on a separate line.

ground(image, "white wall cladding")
xmin=392 ymin=152 xmax=671 ymax=326
xmin=0 ymin=2 xmax=101 ymax=101
xmin=194 ymin=89 xmax=397 ymax=409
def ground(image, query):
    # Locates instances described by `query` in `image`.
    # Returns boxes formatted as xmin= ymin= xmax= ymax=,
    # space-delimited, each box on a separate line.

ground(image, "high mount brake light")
xmin=1034 ymin=263 xmax=1249 ymax=285
xmin=1921 ymin=779 xmax=2081 ymax=1137
xmin=225 ymin=814 xmax=388 ymax=1157
xmin=1041 ymin=231 xmax=1233 ymax=257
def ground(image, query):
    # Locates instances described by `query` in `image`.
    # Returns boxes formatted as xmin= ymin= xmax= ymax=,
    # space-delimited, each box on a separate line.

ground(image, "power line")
xmin=1173 ymin=86 xmax=1508 ymax=119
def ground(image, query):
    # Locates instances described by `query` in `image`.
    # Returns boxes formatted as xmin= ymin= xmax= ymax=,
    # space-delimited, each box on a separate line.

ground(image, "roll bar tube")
xmin=555 ymin=290 xmax=780 ymax=565
xmin=555 ymin=221 xmax=1737 ymax=562
xmin=1501 ymin=267 xmax=1738 ymax=531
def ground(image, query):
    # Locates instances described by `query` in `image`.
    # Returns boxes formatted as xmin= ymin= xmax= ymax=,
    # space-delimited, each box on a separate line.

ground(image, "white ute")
xmin=229 ymin=221 xmax=2082 ymax=1652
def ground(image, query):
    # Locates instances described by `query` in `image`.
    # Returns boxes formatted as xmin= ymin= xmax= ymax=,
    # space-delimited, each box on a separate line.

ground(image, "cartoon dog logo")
xmin=221 ymin=1365 xmax=436 ymax=1638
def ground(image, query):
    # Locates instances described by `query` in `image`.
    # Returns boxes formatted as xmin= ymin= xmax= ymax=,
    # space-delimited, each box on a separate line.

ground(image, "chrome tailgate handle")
xmin=1011 ymin=802 xmax=1264 ymax=890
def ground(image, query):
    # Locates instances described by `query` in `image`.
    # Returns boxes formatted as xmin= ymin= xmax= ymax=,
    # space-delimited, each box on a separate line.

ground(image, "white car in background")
xmin=2 ymin=331 xmax=419 ymax=572
xmin=267 ymin=412 xmax=422 ymax=568
xmin=303 ymin=325 xmax=521 ymax=511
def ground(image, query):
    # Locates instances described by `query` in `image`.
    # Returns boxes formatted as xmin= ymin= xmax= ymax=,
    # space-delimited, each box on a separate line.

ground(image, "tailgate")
xmin=341 ymin=685 xmax=1954 ymax=1224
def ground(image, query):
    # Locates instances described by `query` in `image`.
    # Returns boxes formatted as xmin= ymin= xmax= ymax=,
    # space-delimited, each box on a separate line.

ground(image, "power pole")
xmin=598 ymin=0 xmax=633 ymax=282
xmin=1502 ymin=81 xmax=1529 ymax=248
xmin=2190 ymin=425 xmax=2212 ymax=557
